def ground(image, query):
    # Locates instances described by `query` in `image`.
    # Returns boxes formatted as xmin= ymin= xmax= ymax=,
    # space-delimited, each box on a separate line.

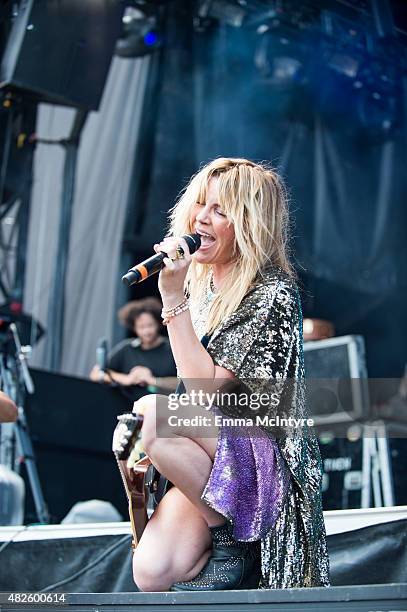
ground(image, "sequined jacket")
xmin=200 ymin=267 xmax=330 ymax=589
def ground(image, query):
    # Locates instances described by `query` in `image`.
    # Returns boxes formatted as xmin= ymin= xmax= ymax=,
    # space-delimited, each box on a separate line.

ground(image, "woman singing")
xmin=129 ymin=158 xmax=330 ymax=591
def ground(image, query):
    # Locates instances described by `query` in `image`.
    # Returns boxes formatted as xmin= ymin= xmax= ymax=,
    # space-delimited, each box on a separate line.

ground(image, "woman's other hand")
xmin=154 ymin=236 xmax=192 ymax=308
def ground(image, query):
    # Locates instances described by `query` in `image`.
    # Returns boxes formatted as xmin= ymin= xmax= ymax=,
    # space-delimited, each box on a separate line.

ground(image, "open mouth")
xmin=196 ymin=230 xmax=216 ymax=247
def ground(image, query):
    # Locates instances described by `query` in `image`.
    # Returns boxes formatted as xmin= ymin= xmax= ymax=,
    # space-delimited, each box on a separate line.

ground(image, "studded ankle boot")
xmin=171 ymin=522 xmax=261 ymax=591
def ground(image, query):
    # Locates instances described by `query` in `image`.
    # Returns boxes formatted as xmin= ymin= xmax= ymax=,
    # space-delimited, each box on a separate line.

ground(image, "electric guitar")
xmin=112 ymin=413 xmax=152 ymax=549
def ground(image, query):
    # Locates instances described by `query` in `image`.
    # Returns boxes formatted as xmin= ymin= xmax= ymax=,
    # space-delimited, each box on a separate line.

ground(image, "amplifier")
xmin=319 ymin=434 xmax=364 ymax=510
xmin=304 ymin=335 xmax=369 ymax=509
xmin=304 ymin=335 xmax=370 ymax=425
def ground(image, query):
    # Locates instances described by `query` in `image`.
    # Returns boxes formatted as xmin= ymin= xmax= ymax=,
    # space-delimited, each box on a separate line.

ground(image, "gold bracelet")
xmin=161 ymin=298 xmax=189 ymax=326
xmin=161 ymin=297 xmax=188 ymax=317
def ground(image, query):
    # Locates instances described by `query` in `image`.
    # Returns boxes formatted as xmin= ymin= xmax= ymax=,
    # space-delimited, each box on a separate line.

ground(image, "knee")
xmin=133 ymin=553 xmax=172 ymax=592
xmin=133 ymin=393 xmax=158 ymax=418
xmin=136 ymin=394 xmax=168 ymax=456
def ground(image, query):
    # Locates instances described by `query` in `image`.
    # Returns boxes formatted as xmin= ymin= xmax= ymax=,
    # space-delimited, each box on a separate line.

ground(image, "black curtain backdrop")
xmin=127 ymin=2 xmax=407 ymax=378
xmin=1 ymin=519 xmax=407 ymax=592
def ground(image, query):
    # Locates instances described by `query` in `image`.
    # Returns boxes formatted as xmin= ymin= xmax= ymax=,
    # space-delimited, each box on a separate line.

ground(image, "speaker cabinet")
xmin=0 ymin=0 xmax=124 ymax=110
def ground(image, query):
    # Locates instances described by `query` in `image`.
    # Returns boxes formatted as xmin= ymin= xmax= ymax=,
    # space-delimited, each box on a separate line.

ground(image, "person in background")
xmin=0 ymin=391 xmax=18 ymax=423
xmin=90 ymin=297 xmax=177 ymax=400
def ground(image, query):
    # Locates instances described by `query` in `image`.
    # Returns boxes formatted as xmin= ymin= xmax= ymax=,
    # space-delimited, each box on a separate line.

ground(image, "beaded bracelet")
xmin=161 ymin=297 xmax=189 ymax=326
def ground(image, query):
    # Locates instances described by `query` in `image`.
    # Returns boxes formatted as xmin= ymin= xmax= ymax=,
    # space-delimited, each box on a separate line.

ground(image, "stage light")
xmin=207 ymin=0 xmax=246 ymax=27
xmin=115 ymin=6 xmax=162 ymax=58
xmin=144 ymin=30 xmax=159 ymax=46
xmin=269 ymin=56 xmax=302 ymax=83
xmin=319 ymin=431 xmax=335 ymax=445
xmin=347 ymin=425 xmax=362 ymax=442
xmin=356 ymin=86 xmax=399 ymax=135
xmin=252 ymin=3 xmax=319 ymax=90
xmin=325 ymin=50 xmax=360 ymax=79
xmin=195 ymin=0 xmax=246 ymax=31
xmin=254 ymin=29 xmax=306 ymax=88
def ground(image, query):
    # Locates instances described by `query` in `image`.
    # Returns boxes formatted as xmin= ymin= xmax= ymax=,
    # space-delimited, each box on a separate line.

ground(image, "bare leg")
xmin=138 ymin=394 xmax=224 ymax=528
xmin=133 ymin=487 xmax=212 ymax=591
xmin=131 ymin=394 xmax=226 ymax=591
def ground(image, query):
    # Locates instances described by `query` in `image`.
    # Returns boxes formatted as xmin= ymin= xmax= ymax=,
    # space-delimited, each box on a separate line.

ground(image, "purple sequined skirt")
xmin=202 ymin=418 xmax=291 ymax=542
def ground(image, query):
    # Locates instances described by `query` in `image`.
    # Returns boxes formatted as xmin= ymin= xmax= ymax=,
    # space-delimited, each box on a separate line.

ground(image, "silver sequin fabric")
xmin=191 ymin=267 xmax=330 ymax=589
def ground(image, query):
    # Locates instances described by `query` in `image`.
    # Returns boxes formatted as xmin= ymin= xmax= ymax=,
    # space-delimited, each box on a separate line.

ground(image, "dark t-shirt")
xmin=107 ymin=337 xmax=177 ymax=402
xmin=107 ymin=337 xmax=177 ymax=378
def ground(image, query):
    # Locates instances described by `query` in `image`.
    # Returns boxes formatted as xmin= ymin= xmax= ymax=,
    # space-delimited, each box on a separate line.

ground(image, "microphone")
xmin=122 ymin=233 xmax=201 ymax=286
xmin=96 ymin=337 xmax=108 ymax=382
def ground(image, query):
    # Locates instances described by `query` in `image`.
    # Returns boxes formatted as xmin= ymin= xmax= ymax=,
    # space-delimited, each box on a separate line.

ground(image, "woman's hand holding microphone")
xmin=154 ymin=236 xmax=192 ymax=309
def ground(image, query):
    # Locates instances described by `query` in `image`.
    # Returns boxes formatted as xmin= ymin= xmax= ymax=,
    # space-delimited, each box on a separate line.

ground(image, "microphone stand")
xmin=0 ymin=323 xmax=49 ymax=524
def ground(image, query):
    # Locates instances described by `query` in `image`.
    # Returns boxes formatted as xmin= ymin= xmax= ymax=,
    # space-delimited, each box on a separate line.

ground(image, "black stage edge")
xmin=2 ymin=584 xmax=406 ymax=611
xmin=2 ymin=519 xmax=407 ymax=610
xmin=2 ymin=519 xmax=407 ymax=593
xmin=68 ymin=584 xmax=407 ymax=610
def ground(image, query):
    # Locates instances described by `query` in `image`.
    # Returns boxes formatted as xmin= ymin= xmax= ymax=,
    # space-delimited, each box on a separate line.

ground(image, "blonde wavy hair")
xmin=168 ymin=157 xmax=294 ymax=334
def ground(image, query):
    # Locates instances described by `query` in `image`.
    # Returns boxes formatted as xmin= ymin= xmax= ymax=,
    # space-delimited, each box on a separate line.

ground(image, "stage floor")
xmin=1 ymin=584 xmax=407 ymax=611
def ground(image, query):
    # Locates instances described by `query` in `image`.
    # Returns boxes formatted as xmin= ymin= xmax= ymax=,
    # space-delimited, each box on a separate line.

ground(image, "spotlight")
xmin=252 ymin=2 xmax=318 ymax=90
xmin=254 ymin=29 xmax=306 ymax=88
xmin=347 ymin=425 xmax=362 ymax=442
xmin=356 ymin=85 xmax=399 ymax=136
xmin=206 ymin=0 xmax=246 ymax=27
xmin=115 ymin=6 xmax=162 ymax=58
xmin=319 ymin=431 xmax=335 ymax=445
xmin=195 ymin=0 xmax=246 ymax=31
